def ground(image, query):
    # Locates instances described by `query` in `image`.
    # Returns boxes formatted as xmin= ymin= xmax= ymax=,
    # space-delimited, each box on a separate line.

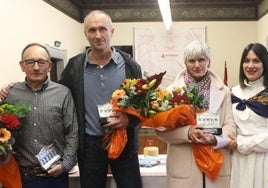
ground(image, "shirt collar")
xmin=24 ymin=77 xmax=49 ymax=92
xmin=84 ymin=47 xmax=120 ymax=68
xmin=244 ymin=76 xmax=264 ymax=87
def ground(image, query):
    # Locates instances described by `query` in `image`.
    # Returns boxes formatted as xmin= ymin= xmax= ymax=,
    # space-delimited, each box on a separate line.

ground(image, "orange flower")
xmin=112 ymin=89 xmax=126 ymax=100
xmin=0 ymin=128 xmax=11 ymax=143
xmin=150 ymin=101 xmax=159 ymax=110
xmin=0 ymin=102 xmax=31 ymax=160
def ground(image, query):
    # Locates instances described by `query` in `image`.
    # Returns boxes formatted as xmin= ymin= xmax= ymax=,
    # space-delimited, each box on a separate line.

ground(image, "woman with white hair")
xmin=157 ymin=41 xmax=236 ymax=188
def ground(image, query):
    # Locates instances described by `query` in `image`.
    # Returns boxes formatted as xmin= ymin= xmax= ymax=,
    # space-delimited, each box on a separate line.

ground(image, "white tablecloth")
xmin=69 ymin=154 xmax=167 ymax=188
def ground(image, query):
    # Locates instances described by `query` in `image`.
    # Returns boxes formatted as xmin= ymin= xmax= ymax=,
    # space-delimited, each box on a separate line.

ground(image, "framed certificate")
xmin=35 ymin=144 xmax=61 ymax=170
xmin=97 ymin=103 xmax=115 ymax=126
xmin=196 ymin=112 xmax=222 ymax=135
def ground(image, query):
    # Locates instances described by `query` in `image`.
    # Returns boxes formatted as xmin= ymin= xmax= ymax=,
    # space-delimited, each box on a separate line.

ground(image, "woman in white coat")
xmin=157 ymin=41 xmax=236 ymax=188
xmin=229 ymin=43 xmax=268 ymax=188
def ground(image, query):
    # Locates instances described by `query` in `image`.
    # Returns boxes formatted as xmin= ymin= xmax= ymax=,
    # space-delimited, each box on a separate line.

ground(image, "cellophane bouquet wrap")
xmin=105 ymin=72 xmax=223 ymax=180
xmin=0 ymin=102 xmax=31 ymax=188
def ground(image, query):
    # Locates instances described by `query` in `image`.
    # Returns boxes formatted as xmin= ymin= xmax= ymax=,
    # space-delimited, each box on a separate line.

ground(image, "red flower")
xmin=1 ymin=114 xmax=20 ymax=130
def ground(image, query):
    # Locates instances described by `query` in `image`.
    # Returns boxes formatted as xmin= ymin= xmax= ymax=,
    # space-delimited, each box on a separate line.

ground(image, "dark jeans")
xmin=22 ymin=173 xmax=69 ymax=188
xmin=81 ymin=135 xmax=142 ymax=188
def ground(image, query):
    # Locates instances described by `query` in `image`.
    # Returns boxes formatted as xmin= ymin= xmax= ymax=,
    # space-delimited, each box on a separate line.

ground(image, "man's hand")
xmin=104 ymin=111 xmax=129 ymax=130
xmin=0 ymin=82 xmax=17 ymax=100
xmin=47 ymin=163 xmax=65 ymax=177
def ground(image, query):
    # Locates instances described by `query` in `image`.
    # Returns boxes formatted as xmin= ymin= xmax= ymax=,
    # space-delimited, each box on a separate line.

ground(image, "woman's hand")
xmin=226 ymin=134 xmax=237 ymax=151
xmin=188 ymin=126 xmax=217 ymax=145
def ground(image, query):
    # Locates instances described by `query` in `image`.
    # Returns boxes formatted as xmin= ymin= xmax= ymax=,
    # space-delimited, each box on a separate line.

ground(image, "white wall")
xmin=0 ymin=0 xmax=267 ymax=88
xmin=0 ymin=0 xmax=84 ymax=84
xmin=110 ymin=21 xmax=257 ymax=87
xmin=257 ymin=14 xmax=268 ymax=45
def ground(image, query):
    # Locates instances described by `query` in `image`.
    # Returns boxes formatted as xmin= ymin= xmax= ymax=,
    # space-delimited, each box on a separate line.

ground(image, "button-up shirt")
xmin=6 ymin=78 xmax=78 ymax=172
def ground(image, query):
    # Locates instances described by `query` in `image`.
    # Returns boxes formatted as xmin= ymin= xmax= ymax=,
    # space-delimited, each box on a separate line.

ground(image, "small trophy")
xmin=97 ymin=103 xmax=115 ymax=126
xmin=196 ymin=112 xmax=222 ymax=135
xmin=35 ymin=144 xmax=61 ymax=170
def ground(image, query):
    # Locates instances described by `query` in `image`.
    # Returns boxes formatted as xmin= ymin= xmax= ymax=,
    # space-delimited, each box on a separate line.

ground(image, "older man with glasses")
xmin=1 ymin=43 xmax=78 ymax=188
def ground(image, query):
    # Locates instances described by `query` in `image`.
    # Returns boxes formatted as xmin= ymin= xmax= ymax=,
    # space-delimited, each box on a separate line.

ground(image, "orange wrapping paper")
xmin=104 ymin=129 xmax=128 ymax=159
xmin=106 ymin=101 xmax=223 ymax=180
xmin=0 ymin=154 xmax=22 ymax=188
xmin=141 ymin=105 xmax=196 ymax=130
xmin=193 ymin=144 xmax=224 ymax=180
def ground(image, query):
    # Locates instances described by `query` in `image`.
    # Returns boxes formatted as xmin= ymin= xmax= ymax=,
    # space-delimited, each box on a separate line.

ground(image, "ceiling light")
xmin=158 ymin=0 xmax=172 ymax=30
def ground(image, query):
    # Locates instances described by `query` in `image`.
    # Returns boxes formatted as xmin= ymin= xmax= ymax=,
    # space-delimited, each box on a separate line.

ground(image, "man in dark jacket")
xmin=59 ymin=10 xmax=142 ymax=188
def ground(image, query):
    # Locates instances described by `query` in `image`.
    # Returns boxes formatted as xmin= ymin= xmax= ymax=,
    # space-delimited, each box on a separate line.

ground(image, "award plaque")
xmin=35 ymin=144 xmax=61 ymax=170
xmin=196 ymin=112 xmax=222 ymax=135
xmin=97 ymin=103 xmax=115 ymax=126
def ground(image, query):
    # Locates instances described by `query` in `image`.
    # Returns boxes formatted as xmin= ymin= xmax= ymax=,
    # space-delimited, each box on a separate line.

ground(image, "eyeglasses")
xmin=23 ymin=59 xmax=50 ymax=67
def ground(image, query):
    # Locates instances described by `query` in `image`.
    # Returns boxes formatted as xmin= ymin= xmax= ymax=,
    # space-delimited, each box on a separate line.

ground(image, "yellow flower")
xmin=0 ymin=107 xmax=4 ymax=117
xmin=173 ymin=87 xmax=183 ymax=95
xmin=123 ymin=79 xmax=137 ymax=90
xmin=156 ymin=89 xmax=169 ymax=100
xmin=0 ymin=128 xmax=11 ymax=143
xmin=112 ymin=89 xmax=126 ymax=100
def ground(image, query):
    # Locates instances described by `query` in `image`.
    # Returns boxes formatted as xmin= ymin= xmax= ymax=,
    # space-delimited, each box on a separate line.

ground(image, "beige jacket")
xmin=157 ymin=70 xmax=236 ymax=188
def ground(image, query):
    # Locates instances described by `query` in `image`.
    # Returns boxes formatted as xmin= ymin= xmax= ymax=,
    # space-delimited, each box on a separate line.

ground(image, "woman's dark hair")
xmin=239 ymin=43 xmax=268 ymax=88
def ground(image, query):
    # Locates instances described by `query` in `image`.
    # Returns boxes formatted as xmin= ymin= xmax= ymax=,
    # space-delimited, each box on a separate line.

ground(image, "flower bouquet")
xmin=106 ymin=71 xmax=223 ymax=180
xmin=110 ymin=71 xmax=197 ymax=128
xmin=104 ymin=71 xmax=196 ymax=159
xmin=0 ymin=102 xmax=31 ymax=188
